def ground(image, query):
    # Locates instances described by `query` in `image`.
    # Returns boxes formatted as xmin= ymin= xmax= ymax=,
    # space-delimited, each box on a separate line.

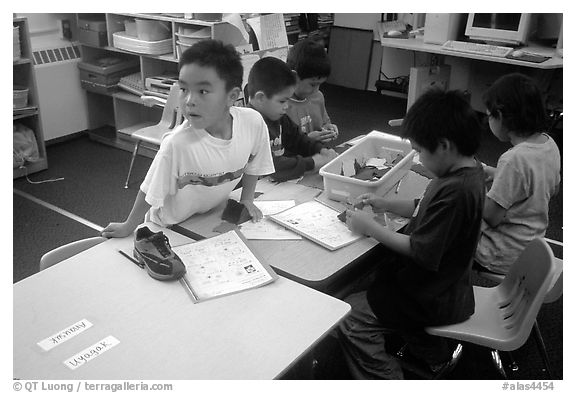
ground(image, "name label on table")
xmin=37 ymin=318 xmax=93 ymax=351
xmin=63 ymin=335 xmax=120 ymax=370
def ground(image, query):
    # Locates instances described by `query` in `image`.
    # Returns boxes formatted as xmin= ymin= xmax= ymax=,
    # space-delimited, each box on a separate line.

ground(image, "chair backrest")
xmin=157 ymin=83 xmax=182 ymax=130
xmin=495 ymin=238 xmax=555 ymax=344
xmin=476 ymin=241 xmax=563 ymax=304
xmin=39 ymin=237 xmax=107 ymax=271
xmin=544 ymin=257 xmax=563 ymax=303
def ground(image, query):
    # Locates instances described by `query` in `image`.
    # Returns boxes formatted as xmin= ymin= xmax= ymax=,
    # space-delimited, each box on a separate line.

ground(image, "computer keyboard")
xmin=379 ymin=20 xmax=406 ymax=33
xmin=441 ymin=40 xmax=514 ymax=58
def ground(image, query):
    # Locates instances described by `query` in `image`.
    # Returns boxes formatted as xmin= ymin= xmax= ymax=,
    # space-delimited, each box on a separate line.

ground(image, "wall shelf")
xmin=13 ymin=17 xmax=48 ymax=179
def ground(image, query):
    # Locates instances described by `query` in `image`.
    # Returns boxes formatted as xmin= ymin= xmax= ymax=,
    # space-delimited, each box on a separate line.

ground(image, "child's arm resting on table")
xmin=345 ymin=210 xmax=411 ymax=256
xmin=101 ymin=190 xmax=150 ymax=238
xmin=239 ymin=174 xmax=263 ymax=221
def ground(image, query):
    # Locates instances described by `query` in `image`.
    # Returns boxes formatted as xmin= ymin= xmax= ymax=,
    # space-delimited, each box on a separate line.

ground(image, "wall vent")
xmin=32 ymin=45 xmax=80 ymax=65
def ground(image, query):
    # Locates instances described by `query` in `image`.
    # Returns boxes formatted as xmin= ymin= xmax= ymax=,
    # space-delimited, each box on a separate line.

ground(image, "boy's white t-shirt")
xmin=475 ymin=134 xmax=561 ymax=273
xmin=140 ymin=106 xmax=274 ymax=226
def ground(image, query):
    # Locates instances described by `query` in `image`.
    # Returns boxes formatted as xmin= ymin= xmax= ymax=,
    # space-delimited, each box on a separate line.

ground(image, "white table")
xmin=13 ymin=226 xmax=351 ymax=380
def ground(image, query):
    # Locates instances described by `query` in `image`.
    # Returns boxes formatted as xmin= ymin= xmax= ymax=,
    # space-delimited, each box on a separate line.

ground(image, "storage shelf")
xmin=13 ymin=58 xmax=32 ymax=66
xmin=13 ymin=107 xmax=39 ymax=120
xmin=113 ymin=13 xmax=220 ymax=27
xmin=13 ymin=17 xmax=48 ymax=179
xmin=112 ymin=91 xmax=145 ymax=104
xmin=13 ymin=158 xmax=48 ymax=179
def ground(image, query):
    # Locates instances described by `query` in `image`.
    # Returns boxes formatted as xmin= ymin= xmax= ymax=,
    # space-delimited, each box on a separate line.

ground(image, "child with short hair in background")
xmin=246 ymin=56 xmax=337 ymax=182
xmin=286 ymin=38 xmax=339 ymax=144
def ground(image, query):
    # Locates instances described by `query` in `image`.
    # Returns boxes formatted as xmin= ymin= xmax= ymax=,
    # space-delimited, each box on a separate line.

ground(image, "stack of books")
xmin=283 ymin=13 xmax=301 ymax=37
xmin=317 ymin=14 xmax=334 ymax=30
xmin=112 ymin=32 xmax=172 ymax=56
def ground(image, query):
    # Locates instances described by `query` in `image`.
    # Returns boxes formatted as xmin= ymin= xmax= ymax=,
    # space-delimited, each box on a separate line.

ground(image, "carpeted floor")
xmin=12 ymin=83 xmax=562 ymax=380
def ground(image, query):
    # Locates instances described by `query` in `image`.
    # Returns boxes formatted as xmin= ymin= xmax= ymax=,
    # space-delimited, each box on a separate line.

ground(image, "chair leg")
xmin=125 ymin=141 xmax=140 ymax=189
xmin=490 ymin=350 xmax=508 ymax=378
xmin=503 ymin=351 xmax=519 ymax=372
xmin=532 ymin=321 xmax=555 ymax=379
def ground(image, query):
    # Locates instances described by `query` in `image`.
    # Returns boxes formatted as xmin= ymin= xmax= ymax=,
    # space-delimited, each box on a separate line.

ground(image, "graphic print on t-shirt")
xmin=176 ymin=154 xmax=256 ymax=189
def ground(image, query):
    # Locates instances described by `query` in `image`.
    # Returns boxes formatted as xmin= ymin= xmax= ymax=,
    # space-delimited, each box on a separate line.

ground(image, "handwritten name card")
xmin=63 ymin=336 xmax=120 ymax=370
xmin=37 ymin=319 xmax=93 ymax=351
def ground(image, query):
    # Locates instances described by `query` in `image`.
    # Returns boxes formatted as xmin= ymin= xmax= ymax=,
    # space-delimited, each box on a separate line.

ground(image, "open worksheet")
xmin=268 ymin=200 xmax=363 ymax=251
xmin=173 ymin=230 xmax=278 ymax=302
xmin=239 ymin=200 xmax=302 ymax=240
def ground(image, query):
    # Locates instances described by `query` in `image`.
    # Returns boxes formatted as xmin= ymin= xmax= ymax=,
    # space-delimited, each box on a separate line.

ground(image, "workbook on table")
xmin=173 ymin=230 xmax=278 ymax=303
xmin=268 ymin=200 xmax=364 ymax=251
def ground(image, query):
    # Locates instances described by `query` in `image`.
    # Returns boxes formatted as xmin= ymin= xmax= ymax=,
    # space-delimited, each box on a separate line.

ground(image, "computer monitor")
xmin=465 ymin=13 xmax=532 ymax=46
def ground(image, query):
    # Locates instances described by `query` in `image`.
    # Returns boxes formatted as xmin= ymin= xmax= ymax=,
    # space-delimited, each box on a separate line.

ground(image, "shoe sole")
xmin=133 ymin=248 xmax=184 ymax=281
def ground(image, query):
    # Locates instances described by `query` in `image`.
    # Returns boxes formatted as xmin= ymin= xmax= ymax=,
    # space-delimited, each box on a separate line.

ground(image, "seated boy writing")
xmin=102 ymin=40 xmax=274 ymax=238
xmin=246 ymin=56 xmax=337 ymax=182
xmin=286 ymin=39 xmax=339 ymax=144
xmin=337 ymin=89 xmax=485 ymax=379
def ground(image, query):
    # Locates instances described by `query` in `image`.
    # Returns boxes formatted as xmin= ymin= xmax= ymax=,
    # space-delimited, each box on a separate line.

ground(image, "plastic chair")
xmin=425 ymin=238 xmax=555 ymax=379
xmin=124 ymin=83 xmax=183 ymax=188
xmin=40 ymin=237 xmax=107 ymax=271
xmin=474 ymin=239 xmax=563 ymax=378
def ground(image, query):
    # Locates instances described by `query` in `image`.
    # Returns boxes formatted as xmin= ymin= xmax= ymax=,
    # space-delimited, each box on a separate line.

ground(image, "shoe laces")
xmin=151 ymin=234 xmax=172 ymax=258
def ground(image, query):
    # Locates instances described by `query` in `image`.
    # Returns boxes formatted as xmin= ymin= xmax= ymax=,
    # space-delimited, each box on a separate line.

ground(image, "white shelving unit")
xmin=13 ymin=16 xmax=48 ymax=179
xmin=76 ymin=13 xmax=249 ymax=151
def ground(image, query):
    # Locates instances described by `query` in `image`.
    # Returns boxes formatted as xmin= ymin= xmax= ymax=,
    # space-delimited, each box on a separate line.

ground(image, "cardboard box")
xmin=78 ymin=29 xmax=108 ymax=47
xmin=319 ymin=131 xmax=416 ymax=202
xmin=78 ymin=16 xmax=108 ymax=47
xmin=78 ymin=57 xmax=139 ymax=93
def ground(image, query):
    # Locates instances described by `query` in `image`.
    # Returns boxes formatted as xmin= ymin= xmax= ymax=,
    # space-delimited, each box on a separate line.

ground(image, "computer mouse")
xmin=387 ymin=30 xmax=402 ymax=37
xmin=511 ymin=50 xmax=524 ymax=58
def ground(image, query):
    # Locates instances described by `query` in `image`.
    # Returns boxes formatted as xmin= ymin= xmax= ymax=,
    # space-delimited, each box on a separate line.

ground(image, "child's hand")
xmin=308 ymin=129 xmax=336 ymax=143
xmin=321 ymin=148 xmax=338 ymax=160
xmin=312 ymin=148 xmax=338 ymax=171
xmin=353 ymin=193 xmax=389 ymax=213
xmin=345 ymin=210 xmax=379 ymax=236
xmin=481 ymin=162 xmax=496 ymax=183
xmin=323 ymin=123 xmax=339 ymax=140
xmin=101 ymin=222 xmax=136 ymax=238
xmin=240 ymin=200 xmax=263 ymax=222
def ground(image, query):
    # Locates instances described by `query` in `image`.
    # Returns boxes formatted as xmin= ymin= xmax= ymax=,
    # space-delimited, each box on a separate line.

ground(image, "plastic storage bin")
xmin=135 ymin=19 xmax=171 ymax=41
xmin=319 ymin=130 xmax=416 ymax=202
xmin=13 ymin=86 xmax=29 ymax=109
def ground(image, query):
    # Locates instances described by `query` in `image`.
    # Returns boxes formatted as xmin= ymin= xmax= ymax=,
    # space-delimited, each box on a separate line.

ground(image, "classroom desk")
xmin=175 ymin=163 xmax=430 ymax=296
xmin=380 ymin=36 xmax=563 ymax=69
xmin=13 ymin=225 xmax=351 ymax=380
xmin=379 ymin=36 xmax=562 ymax=112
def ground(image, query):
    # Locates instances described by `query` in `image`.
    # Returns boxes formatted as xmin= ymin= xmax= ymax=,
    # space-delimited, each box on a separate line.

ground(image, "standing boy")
xmin=338 ymin=89 xmax=485 ymax=379
xmin=102 ymin=40 xmax=274 ymax=238
xmin=286 ymin=39 xmax=339 ymax=143
xmin=246 ymin=56 xmax=337 ymax=182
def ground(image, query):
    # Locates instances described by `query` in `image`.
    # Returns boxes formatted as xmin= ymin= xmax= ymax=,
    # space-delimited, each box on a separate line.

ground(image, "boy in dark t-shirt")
xmin=338 ymin=89 xmax=485 ymax=379
xmin=246 ymin=57 xmax=337 ymax=182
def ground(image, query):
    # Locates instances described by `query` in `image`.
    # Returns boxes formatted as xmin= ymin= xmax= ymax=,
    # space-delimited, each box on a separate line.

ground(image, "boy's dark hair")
xmin=482 ymin=73 xmax=546 ymax=137
xmin=286 ymin=39 xmax=331 ymax=80
xmin=247 ymin=57 xmax=297 ymax=99
xmin=402 ymin=88 xmax=481 ymax=156
xmin=178 ymin=39 xmax=243 ymax=91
